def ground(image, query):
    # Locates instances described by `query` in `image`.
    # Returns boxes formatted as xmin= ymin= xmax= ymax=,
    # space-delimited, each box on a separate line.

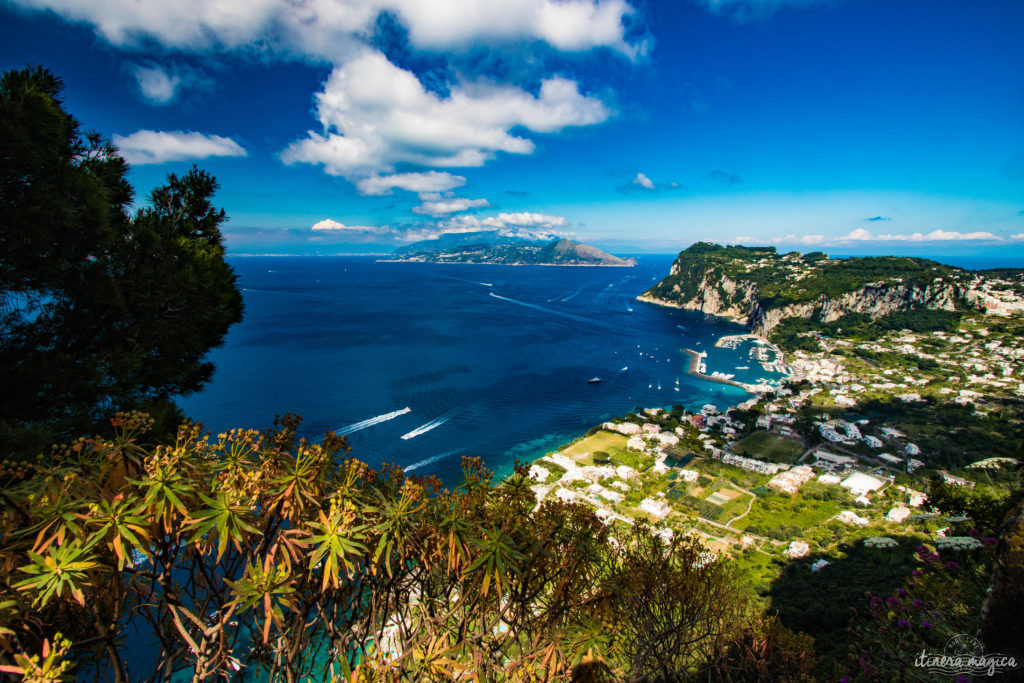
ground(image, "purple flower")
xmin=897 ymin=619 xmax=911 ymax=628
xmin=946 ymin=561 xmax=959 ymax=570
xmin=913 ymin=599 xmax=924 ymax=607
xmin=912 ymin=569 xmax=923 ymax=576
xmin=921 ymin=621 xmax=933 ymax=628
xmin=870 ymin=596 xmax=884 ymax=609
xmin=897 ymin=588 xmax=907 ymax=598
xmin=916 ymin=545 xmax=930 ymax=558
xmin=888 ymin=596 xmax=903 ymax=607
xmin=839 ymin=678 xmax=851 ymax=683
xmin=984 ymin=537 xmax=997 ymax=545
xmin=968 ymin=528 xmax=979 ymax=536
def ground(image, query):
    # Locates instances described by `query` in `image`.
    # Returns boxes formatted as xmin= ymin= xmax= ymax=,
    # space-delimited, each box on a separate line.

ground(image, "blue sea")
xmin=178 ymin=255 xmax=781 ymax=482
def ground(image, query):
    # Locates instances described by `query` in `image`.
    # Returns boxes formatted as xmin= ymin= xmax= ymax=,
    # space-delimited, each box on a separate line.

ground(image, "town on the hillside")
xmin=527 ymin=281 xmax=1024 ymax=586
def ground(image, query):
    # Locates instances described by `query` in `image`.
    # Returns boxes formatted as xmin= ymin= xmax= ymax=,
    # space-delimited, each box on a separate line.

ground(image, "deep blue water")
xmin=178 ymin=256 xmax=781 ymax=482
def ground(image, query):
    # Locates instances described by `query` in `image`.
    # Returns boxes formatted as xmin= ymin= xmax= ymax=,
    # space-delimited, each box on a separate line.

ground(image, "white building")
xmin=677 ymin=469 xmax=700 ymax=483
xmin=604 ymin=422 xmax=640 ymax=435
xmin=818 ymin=473 xmax=842 ymax=485
xmin=627 ymin=436 xmax=646 ymax=452
xmin=768 ymin=465 xmax=815 ymax=495
xmin=528 ymin=465 xmax=550 ymax=482
xmin=638 ymin=497 xmax=671 ymax=519
xmin=547 ymin=453 xmax=576 ymax=470
xmin=904 ymin=443 xmax=921 ymax=456
xmin=811 ymin=559 xmax=831 ymax=572
xmin=814 ymin=451 xmax=856 ymax=470
xmin=877 ymin=453 xmax=903 ymax=466
xmin=886 ymin=507 xmax=912 ymax=523
xmin=616 ymin=465 xmax=639 ymax=481
xmin=837 ymin=510 xmax=869 ymax=526
xmin=864 ymin=435 xmax=884 ymax=449
xmin=723 ymin=453 xmax=780 ymax=475
xmin=841 ymin=472 xmax=885 ymax=497
xmin=783 ymin=540 xmax=810 ymax=558
xmin=756 ymin=415 xmax=773 ymax=430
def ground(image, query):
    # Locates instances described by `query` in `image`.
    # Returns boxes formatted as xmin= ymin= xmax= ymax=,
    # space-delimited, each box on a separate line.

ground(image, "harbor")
xmin=681 ymin=348 xmax=751 ymax=391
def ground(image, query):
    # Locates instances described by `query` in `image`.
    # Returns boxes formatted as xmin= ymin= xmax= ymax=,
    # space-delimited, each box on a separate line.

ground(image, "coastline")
xmin=635 ymin=293 xmax=749 ymax=326
xmin=377 ymin=259 xmax=635 ymax=267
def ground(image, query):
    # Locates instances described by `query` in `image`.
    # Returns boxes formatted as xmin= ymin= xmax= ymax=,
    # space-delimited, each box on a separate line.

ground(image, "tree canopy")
xmin=0 ymin=413 xmax=815 ymax=681
xmin=0 ymin=66 xmax=243 ymax=451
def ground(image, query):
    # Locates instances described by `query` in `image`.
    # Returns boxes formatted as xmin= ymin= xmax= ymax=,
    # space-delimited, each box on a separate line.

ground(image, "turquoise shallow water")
xmin=178 ymin=255 xmax=783 ymax=482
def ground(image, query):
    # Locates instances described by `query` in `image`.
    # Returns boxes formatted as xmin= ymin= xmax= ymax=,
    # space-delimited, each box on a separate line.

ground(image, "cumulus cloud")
xmin=112 ymin=130 xmax=247 ymax=164
xmin=355 ymin=171 xmax=466 ymax=196
xmin=1010 ymin=233 xmax=1024 ymax=241
xmin=433 ymin=211 xmax=570 ymax=239
xmin=9 ymin=0 xmax=644 ymax=61
xmin=412 ymin=197 xmax=491 ymax=217
xmin=281 ymin=51 xmax=610 ymax=177
xmin=632 ymin=172 xmax=655 ymax=190
xmin=618 ymin=171 xmax=679 ymax=194
xmin=311 ymin=219 xmax=391 ymax=234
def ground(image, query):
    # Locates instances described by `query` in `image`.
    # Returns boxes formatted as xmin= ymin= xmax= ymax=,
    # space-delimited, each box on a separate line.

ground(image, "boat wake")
xmin=404 ymin=449 xmax=459 ymax=472
xmin=489 ymin=292 xmax=623 ymax=334
xmin=338 ymin=407 xmax=411 ymax=435
xmin=400 ymin=408 xmax=461 ymax=440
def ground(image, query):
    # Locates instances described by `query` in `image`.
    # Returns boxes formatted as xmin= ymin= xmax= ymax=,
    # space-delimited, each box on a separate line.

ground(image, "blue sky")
xmin=2 ymin=0 xmax=1022 ymax=258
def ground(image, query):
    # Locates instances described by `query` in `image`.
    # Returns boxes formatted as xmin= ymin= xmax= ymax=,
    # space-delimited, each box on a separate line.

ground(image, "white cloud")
xmin=1010 ymin=233 xmax=1024 ymax=242
xmin=355 ymin=171 xmax=466 ymax=196
xmin=841 ymin=228 xmax=874 ymax=241
xmin=632 ymin=172 xmax=655 ymax=189
xmin=132 ymin=64 xmax=180 ymax=104
xmin=311 ymin=219 xmax=390 ymax=234
xmin=9 ymin=0 xmax=643 ymax=61
xmin=112 ymin=130 xmax=247 ymax=164
xmin=427 ymin=211 xmax=571 ymax=241
xmin=281 ymin=51 xmax=610 ymax=177
xmin=413 ymin=197 xmax=491 ymax=217
xmin=130 ymin=61 xmax=212 ymax=104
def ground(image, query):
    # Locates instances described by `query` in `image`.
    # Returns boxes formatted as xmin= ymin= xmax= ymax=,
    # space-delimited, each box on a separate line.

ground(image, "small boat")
xmin=675 ymin=377 xmax=680 ymax=385
xmin=657 ymin=382 xmax=662 ymax=390
xmin=588 ymin=377 xmax=602 ymax=384
xmin=619 ymin=366 xmax=629 ymax=372
xmin=625 ymin=306 xmax=633 ymax=312
xmin=735 ymin=365 xmax=750 ymax=370
xmin=677 ymin=325 xmax=687 ymax=330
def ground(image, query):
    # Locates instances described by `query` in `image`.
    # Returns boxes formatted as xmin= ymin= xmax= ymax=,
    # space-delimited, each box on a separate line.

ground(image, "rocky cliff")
xmin=641 ymin=243 xmax=966 ymax=337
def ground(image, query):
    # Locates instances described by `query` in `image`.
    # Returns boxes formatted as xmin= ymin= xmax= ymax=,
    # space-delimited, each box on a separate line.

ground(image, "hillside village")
xmin=528 ymin=279 xmax=1024 ymax=589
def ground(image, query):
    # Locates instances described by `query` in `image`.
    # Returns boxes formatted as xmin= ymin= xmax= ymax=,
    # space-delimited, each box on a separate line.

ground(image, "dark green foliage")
xmin=771 ymin=309 xmax=963 ymax=350
xmin=0 ymin=66 xmax=243 ymax=451
xmin=767 ymin=537 xmax=924 ymax=670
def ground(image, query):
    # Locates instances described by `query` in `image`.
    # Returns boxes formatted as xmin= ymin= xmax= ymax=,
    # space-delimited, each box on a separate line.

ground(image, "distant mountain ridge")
xmin=388 ymin=232 xmax=636 ymax=266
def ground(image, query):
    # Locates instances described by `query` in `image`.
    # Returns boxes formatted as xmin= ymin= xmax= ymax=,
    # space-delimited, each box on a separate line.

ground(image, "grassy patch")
xmin=732 ymin=431 xmax=805 ymax=464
